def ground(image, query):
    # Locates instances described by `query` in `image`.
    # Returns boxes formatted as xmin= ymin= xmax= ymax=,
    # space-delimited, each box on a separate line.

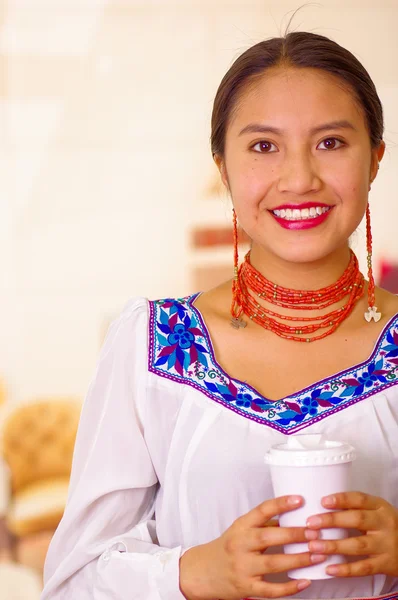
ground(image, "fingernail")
xmin=327 ymin=565 xmax=339 ymax=575
xmin=309 ymin=540 xmax=325 ymax=552
xmin=323 ymin=495 xmax=336 ymax=507
xmin=304 ymin=529 xmax=319 ymax=541
xmin=306 ymin=516 xmax=322 ymax=527
xmin=311 ymin=554 xmax=327 ymax=564
xmin=297 ymin=580 xmax=311 ymax=590
xmin=288 ymin=495 xmax=302 ymax=506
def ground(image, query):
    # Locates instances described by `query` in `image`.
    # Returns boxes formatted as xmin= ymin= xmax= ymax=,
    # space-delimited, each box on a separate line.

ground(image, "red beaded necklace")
xmin=230 ymin=249 xmax=365 ymax=342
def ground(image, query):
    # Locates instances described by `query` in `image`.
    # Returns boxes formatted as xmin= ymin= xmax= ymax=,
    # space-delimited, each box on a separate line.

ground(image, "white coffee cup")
xmin=264 ymin=433 xmax=356 ymax=580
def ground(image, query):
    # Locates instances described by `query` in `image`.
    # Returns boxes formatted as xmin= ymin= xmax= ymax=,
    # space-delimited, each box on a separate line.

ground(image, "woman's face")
xmin=216 ymin=67 xmax=385 ymax=265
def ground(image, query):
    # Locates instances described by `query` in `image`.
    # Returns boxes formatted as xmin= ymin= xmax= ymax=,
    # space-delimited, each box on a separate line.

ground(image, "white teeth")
xmin=272 ymin=206 xmax=331 ymax=221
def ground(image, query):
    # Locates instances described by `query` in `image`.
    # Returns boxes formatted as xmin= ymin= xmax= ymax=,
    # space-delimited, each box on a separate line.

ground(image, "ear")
xmin=213 ymin=154 xmax=230 ymax=192
xmin=370 ymin=140 xmax=386 ymax=182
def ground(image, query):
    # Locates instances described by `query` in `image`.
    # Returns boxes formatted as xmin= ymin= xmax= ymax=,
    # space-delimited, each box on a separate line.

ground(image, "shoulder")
xmin=100 ymin=296 xmax=150 ymax=359
xmin=112 ymin=292 xmax=210 ymax=332
xmin=149 ymin=292 xmax=204 ymax=312
xmin=118 ymin=292 xmax=210 ymax=335
xmin=108 ymin=296 xmax=149 ymax=334
xmin=118 ymin=295 xmax=149 ymax=319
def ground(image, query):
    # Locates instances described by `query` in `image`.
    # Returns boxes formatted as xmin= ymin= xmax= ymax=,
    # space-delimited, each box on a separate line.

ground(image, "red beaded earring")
xmin=364 ymin=163 xmax=380 ymax=322
xmin=364 ymin=202 xmax=380 ymax=322
xmin=230 ymin=208 xmax=245 ymax=329
xmin=232 ymin=208 xmax=239 ymax=278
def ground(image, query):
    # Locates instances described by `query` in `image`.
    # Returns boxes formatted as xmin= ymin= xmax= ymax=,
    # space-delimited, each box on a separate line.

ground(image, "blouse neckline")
xmin=189 ymin=291 xmax=398 ymax=402
xmin=148 ymin=293 xmax=398 ymax=433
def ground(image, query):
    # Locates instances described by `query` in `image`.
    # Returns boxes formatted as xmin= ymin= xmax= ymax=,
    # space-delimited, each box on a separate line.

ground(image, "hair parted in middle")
xmin=211 ymin=13 xmax=384 ymax=159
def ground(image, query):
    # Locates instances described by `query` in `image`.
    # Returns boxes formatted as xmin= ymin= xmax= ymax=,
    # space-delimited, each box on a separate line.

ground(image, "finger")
xmin=306 ymin=509 xmax=377 ymax=531
xmin=266 ymin=519 xmax=279 ymax=527
xmin=242 ymin=496 xmax=304 ymax=528
xmin=309 ymin=533 xmax=377 ymax=556
xmin=325 ymin=557 xmax=379 ymax=578
xmin=321 ymin=492 xmax=383 ymax=511
xmin=243 ymin=527 xmax=319 ymax=552
xmin=251 ymin=551 xmax=326 ymax=576
xmin=248 ymin=578 xmax=311 ymax=599
xmin=261 ymin=526 xmax=319 ymax=549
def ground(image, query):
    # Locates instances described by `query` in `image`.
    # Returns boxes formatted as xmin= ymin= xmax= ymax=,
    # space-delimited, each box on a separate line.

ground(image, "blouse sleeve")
xmin=41 ymin=297 xmax=187 ymax=600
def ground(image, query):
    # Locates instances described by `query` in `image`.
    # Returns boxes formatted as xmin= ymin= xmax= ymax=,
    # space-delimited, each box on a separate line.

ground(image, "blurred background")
xmin=0 ymin=0 xmax=398 ymax=596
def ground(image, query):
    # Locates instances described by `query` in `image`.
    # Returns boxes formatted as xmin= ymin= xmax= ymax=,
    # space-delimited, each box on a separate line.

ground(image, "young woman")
xmin=41 ymin=29 xmax=398 ymax=600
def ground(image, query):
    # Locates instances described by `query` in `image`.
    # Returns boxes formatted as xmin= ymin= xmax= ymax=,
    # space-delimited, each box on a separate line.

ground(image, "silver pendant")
xmin=230 ymin=317 xmax=247 ymax=329
xmin=364 ymin=306 xmax=381 ymax=322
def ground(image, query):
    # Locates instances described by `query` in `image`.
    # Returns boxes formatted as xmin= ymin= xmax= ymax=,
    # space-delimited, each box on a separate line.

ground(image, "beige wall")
xmin=1 ymin=0 xmax=398 ymax=405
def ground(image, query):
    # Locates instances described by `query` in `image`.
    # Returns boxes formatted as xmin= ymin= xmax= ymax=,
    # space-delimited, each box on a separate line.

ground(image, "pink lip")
xmin=271 ymin=207 xmax=333 ymax=230
xmin=271 ymin=202 xmax=331 ymax=210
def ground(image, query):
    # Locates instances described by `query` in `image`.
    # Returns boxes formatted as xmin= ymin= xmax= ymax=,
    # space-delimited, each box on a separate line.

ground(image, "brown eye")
xmin=252 ymin=141 xmax=277 ymax=153
xmin=318 ymin=137 xmax=344 ymax=150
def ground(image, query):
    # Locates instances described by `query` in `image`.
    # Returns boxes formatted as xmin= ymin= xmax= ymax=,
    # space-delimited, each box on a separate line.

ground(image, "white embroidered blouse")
xmin=41 ymin=294 xmax=398 ymax=600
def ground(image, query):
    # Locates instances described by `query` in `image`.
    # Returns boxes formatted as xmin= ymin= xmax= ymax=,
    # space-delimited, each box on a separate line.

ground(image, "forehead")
xmin=229 ymin=67 xmax=365 ymax=132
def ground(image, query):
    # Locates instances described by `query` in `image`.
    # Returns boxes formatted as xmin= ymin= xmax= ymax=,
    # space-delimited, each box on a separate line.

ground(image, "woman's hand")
xmin=179 ymin=495 xmax=325 ymax=600
xmin=307 ymin=491 xmax=398 ymax=578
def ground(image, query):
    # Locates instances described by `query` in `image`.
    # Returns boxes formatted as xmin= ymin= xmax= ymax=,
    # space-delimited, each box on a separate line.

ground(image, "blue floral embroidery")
xmin=236 ymin=393 xmax=252 ymax=408
xmin=168 ymin=324 xmax=195 ymax=349
xmin=153 ymin=298 xmax=209 ymax=377
xmin=148 ymin=294 xmax=398 ymax=433
xmin=302 ymin=397 xmax=319 ymax=416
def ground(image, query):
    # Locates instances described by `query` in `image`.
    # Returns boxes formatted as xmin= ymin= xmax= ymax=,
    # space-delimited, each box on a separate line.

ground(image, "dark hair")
xmin=211 ymin=25 xmax=384 ymax=157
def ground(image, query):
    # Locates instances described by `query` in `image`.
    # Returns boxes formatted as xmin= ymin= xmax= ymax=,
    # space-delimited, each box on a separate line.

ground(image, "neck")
xmin=249 ymin=244 xmax=353 ymax=291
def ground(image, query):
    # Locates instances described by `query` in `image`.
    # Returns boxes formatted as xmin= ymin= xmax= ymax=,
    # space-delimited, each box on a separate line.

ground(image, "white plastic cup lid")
xmin=264 ymin=434 xmax=356 ymax=467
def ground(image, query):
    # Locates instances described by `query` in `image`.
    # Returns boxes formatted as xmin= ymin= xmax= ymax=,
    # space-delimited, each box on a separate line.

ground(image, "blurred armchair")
xmin=1 ymin=398 xmax=81 ymax=576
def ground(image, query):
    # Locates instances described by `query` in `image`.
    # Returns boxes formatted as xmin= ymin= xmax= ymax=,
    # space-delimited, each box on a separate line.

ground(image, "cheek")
xmin=340 ymin=180 xmax=368 ymax=229
xmin=349 ymin=178 xmax=369 ymax=202
xmin=229 ymin=161 xmax=271 ymax=201
xmin=331 ymin=168 xmax=367 ymax=199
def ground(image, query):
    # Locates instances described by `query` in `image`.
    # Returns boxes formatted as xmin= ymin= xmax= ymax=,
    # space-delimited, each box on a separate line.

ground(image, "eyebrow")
xmin=238 ymin=120 xmax=357 ymax=136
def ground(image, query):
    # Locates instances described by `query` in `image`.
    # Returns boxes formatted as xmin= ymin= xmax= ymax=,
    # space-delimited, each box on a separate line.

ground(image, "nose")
xmin=277 ymin=151 xmax=321 ymax=195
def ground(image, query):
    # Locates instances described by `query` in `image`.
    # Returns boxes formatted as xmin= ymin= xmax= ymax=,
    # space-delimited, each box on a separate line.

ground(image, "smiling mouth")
xmin=271 ymin=206 xmax=331 ymax=221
